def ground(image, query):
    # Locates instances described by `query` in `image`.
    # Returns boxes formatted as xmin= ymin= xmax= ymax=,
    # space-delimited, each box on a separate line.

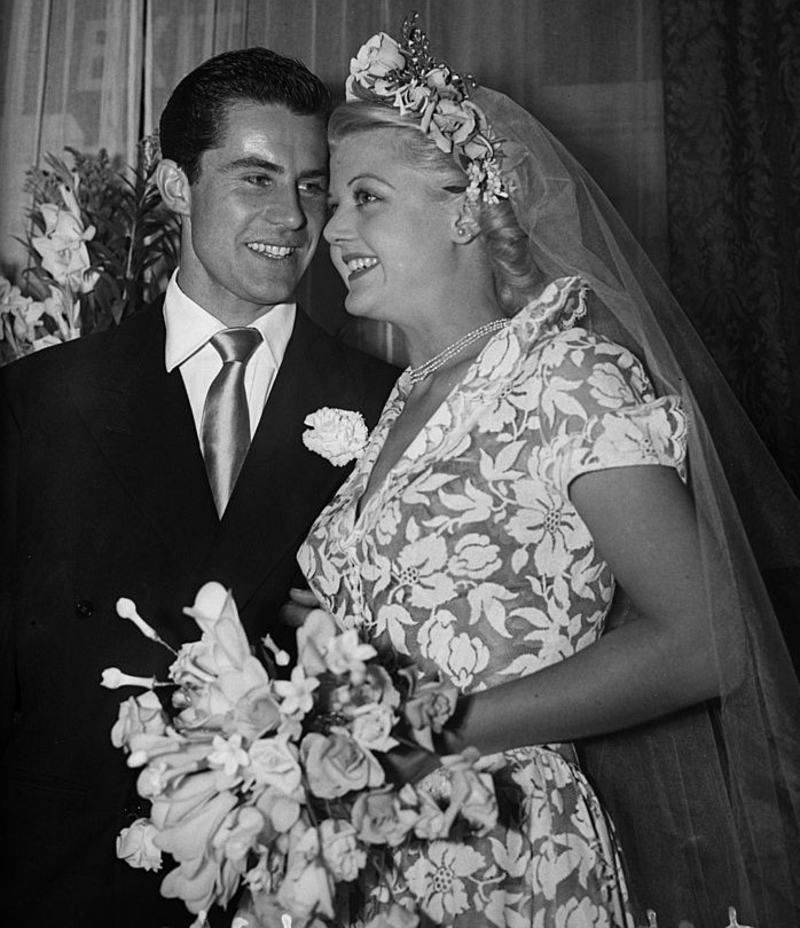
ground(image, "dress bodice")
xmin=299 ymin=277 xmax=687 ymax=694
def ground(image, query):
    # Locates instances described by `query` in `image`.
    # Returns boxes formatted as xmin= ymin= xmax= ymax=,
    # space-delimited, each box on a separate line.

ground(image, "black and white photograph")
xmin=0 ymin=3 xmax=798 ymax=927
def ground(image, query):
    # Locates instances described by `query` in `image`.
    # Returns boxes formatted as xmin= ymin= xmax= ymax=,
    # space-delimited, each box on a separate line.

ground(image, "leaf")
xmin=439 ymin=479 xmax=493 ymax=522
xmin=467 ymin=583 xmax=516 ymax=636
xmin=478 ymin=441 xmax=525 ymax=482
xmin=383 ymin=605 xmax=414 ymax=656
xmin=542 ymin=377 xmax=587 ymax=421
xmin=509 ymin=605 xmax=552 ymax=629
xmin=488 ymin=829 xmax=530 ymax=877
xmin=402 ymin=472 xmax=457 ymax=505
xmin=497 ymin=654 xmax=542 ymax=676
xmin=511 ymin=548 xmax=529 ymax=573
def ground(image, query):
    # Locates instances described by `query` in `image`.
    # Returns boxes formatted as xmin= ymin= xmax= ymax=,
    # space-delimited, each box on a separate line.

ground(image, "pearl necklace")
xmin=408 ymin=319 xmax=509 ymax=385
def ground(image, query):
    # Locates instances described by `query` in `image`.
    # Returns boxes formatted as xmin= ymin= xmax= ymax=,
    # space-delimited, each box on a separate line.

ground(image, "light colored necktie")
xmin=201 ymin=327 xmax=263 ymax=516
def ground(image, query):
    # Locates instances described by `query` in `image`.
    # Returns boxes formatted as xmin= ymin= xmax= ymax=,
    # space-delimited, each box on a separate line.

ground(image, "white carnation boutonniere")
xmin=302 ymin=407 xmax=369 ymax=467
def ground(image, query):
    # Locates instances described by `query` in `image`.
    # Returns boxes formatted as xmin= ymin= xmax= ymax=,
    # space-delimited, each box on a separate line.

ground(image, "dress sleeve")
xmin=533 ymin=329 xmax=689 ymax=498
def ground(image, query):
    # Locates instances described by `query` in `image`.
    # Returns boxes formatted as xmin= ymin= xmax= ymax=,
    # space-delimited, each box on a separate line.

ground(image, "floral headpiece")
xmin=345 ymin=13 xmax=508 ymax=205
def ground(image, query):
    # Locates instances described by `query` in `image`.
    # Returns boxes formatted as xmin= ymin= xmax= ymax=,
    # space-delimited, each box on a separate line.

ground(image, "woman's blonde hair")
xmin=328 ymin=101 xmax=542 ymax=314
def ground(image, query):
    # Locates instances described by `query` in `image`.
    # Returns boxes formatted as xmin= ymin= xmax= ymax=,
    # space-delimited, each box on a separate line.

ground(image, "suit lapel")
xmin=202 ymin=310 xmax=363 ymax=610
xmin=71 ymin=305 xmax=219 ymax=579
xmin=70 ymin=305 xmax=377 ymax=618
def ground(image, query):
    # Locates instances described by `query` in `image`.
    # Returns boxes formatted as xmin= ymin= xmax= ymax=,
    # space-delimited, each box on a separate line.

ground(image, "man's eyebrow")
xmin=298 ymin=166 xmax=329 ymax=180
xmin=221 ymin=156 xmax=327 ymax=178
xmin=222 ymin=156 xmax=283 ymax=174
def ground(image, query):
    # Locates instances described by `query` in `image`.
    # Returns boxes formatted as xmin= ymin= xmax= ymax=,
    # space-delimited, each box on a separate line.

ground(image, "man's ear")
xmin=155 ymin=159 xmax=191 ymax=216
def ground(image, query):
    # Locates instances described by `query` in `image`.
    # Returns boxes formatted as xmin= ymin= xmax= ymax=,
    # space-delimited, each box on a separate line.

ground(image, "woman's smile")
xmin=342 ymin=253 xmax=380 ymax=281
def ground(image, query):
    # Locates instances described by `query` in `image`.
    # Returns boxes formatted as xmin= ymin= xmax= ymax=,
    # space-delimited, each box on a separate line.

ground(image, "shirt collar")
xmin=163 ymin=270 xmax=296 ymax=371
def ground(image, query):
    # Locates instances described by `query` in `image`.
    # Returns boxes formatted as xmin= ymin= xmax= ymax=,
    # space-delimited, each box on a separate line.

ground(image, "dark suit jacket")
xmin=0 ymin=302 xmax=397 ymax=927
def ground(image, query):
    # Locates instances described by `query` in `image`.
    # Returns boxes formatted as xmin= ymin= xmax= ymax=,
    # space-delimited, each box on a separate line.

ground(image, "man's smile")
xmin=246 ymin=242 xmax=298 ymax=259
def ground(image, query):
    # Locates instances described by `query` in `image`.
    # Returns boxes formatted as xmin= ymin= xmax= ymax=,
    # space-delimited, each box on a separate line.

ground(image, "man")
xmin=0 ymin=48 xmax=396 ymax=927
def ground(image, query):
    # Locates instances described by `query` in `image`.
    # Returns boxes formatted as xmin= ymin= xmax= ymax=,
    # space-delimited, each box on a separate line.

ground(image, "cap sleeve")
xmin=533 ymin=329 xmax=689 ymax=498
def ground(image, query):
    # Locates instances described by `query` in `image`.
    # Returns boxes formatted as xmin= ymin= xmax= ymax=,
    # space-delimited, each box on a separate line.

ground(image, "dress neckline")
xmin=350 ymin=276 xmax=586 ymax=529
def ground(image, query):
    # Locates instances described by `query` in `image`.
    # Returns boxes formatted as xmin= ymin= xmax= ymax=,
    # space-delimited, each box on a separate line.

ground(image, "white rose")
xmin=302 ymin=407 xmax=369 ymax=466
xmin=116 ymin=818 xmax=162 ymax=871
xmin=319 ymin=819 xmax=366 ymax=882
xmin=349 ymin=702 xmax=398 ymax=753
xmin=247 ymin=736 xmax=302 ymax=794
xmin=349 ymin=32 xmax=405 ymax=81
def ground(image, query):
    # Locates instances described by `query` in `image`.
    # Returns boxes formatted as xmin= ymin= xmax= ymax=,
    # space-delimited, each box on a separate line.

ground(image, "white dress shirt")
xmin=163 ymin=271 xmax=296 ymax=441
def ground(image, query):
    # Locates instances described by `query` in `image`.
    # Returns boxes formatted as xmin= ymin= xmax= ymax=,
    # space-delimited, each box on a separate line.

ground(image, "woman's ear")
xmin=155 ymin=159 xmax=192 ymax=217
xmin=451 ymin=210 xmax=481 ymax=244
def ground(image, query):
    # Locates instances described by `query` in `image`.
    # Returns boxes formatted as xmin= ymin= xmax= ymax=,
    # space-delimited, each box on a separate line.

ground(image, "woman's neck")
xmin=403 ymin=298 xmax=506 ymax=369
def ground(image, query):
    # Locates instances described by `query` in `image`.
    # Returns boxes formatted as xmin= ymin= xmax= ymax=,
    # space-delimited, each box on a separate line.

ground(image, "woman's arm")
xmin=443 ymin=463 xmax=722 ymax=759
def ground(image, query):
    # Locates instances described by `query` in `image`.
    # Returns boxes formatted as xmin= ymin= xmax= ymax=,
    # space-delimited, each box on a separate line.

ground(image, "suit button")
xmin=75 ymin=600 xmax=94 ymax=618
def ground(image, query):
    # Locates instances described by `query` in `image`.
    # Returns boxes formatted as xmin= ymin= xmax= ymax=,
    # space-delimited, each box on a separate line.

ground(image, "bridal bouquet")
xmin=102 ymin=582 xmax=498 ymax=928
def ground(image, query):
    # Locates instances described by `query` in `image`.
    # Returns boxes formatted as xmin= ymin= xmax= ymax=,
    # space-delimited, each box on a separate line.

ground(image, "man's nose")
xmin=267 ymin=185 xmax=305 ymax=229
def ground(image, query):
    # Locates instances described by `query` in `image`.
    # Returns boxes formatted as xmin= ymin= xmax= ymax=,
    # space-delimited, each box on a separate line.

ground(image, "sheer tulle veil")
xmin=469 ymin=85 xmax=800 ymax=924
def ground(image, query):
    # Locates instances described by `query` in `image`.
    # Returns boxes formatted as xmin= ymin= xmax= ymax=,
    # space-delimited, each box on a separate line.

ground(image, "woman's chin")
xmin=343 ymin=292 xmax=376 ymax=320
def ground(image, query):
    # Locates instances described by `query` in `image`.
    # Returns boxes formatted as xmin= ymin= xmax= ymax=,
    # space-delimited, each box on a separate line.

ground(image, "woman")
xmin=296 ymin=20 xmax=800 ymax=928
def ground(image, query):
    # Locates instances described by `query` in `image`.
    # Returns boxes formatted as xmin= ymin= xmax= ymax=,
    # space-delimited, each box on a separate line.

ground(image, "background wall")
xmin=0 ymin=0 xmax=667 ymax=359
xmin=1 ymin=0 xmax=797 ymax=488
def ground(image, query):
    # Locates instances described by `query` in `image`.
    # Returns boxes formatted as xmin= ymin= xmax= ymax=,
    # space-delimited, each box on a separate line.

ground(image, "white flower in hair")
xmin=347 ymin=32 xmax=406 ymax=94
xmin=345 ymin=13 xmax=508 ymax=205
xmin=302 ymin=407 xmax=369 ymax=466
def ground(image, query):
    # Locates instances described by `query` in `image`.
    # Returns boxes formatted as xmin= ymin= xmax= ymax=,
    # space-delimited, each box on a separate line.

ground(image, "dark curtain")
xmin=660 ymin=0 xmax=800 ymax=493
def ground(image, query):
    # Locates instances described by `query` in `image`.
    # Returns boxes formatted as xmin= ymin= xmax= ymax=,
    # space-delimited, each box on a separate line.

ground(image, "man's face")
xmin=178 ymin=102 xmax=328 ymax=325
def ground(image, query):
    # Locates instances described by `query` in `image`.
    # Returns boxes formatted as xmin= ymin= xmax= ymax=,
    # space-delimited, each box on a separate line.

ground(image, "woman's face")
xmin=324 ymin=131 xmax=460 ymax=326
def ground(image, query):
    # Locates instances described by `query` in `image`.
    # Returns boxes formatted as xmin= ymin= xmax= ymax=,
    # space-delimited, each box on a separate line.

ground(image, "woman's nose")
xmin=323 ymin=206 xmax=349 ymax=245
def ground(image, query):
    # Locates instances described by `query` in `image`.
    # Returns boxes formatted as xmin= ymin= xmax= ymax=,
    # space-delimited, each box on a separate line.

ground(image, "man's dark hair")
xmin=159 ymin=46 xmax=331 ymax=183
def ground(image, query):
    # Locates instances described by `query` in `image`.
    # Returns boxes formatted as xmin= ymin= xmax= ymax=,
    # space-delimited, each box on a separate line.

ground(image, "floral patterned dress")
xmin=298 ymin=277 xmax=688 ymax=927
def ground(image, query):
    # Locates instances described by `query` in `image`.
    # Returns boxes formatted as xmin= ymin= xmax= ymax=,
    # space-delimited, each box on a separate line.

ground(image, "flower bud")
xmin=116 ymin=597 xmax=176 ymax=653
xmin=101 ymin=667 xmax=156 ymax=690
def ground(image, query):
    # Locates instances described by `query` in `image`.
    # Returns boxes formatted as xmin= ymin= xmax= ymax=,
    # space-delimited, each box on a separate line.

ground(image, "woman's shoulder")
xmin=512 ymin=321 xmax=670 ymax=425
xmin=490 ymin=279 xmax=659 ymax=402
xmin=537 ymin=324 xmax=632 ymax=361
xmin=527 ymin=323 xmax=650 ymax=389
xmin=513 ymin=279 xmax=637 ymax=369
